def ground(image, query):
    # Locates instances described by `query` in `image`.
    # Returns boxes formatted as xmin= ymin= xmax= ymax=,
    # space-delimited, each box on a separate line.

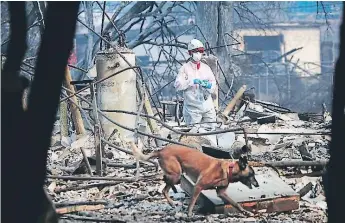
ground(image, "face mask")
xmin=192 ymin=52 xmax=202 ymax=62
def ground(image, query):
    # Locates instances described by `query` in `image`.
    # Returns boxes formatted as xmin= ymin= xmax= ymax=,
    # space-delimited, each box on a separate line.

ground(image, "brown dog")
xmin=130 ymin=142 xmax=259 ymax=217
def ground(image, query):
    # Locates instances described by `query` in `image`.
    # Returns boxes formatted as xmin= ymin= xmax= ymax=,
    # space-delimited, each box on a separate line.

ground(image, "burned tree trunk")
xmin=196 ymin=2 xmax=235 ymax=107
xmin=195 ymin=2 xmax=218 ymax=49
xmin=323 ymin=3 xmax=345 ymax=222
xmin=196 ymin=2 xmax=233 ymax=68
xmin=2 ymin=2 xmax=80 ymax=222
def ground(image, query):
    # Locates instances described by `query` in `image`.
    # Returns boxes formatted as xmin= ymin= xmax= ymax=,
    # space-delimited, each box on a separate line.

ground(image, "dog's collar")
xmin=228 ymin=163 xmax=235 ymax=183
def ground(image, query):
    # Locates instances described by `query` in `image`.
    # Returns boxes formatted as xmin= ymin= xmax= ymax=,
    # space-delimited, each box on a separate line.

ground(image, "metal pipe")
xmin=95 ymin=109 xmax=332 ymax=136
xmin=96 ymin=109 xmax=244 ymax=136
xmin=99 ymin=1 xmax=106 ymax=50
xmin=68 ymin=64 xmax=88 ymax=73
xmin=22 ymin=60 xmax=88 ymax=74
xmin=238 ymin=132 xmax=331 ymax=136
xmin=151 ymin=79 xmax=175 ymax=96
xmin=206 ymin=43 xmax=241 ymax=51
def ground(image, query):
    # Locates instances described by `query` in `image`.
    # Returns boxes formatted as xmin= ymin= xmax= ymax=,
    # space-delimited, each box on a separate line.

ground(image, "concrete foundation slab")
xmin=180 ymin=169 xmax=299 ymax=214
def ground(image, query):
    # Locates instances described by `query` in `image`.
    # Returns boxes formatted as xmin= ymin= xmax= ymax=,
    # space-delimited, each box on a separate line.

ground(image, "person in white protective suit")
xmin=174 ymin=39 xmax=217 ymax=130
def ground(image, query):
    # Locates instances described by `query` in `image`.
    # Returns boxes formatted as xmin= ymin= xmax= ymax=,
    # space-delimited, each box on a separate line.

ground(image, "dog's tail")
xmin=130 ymin=141 xmax=160 ymax=162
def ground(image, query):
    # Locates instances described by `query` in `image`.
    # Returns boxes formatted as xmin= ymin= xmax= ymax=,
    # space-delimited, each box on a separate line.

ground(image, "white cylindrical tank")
xmin=96 ymin=48 xmax=137 ymax=140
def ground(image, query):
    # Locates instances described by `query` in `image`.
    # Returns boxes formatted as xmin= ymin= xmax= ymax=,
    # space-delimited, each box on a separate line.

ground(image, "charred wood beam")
xmin=2 ymin=3 xmax=29 ymax=222
xmin=47 ymin=174 xmax=160 ymax=181
xmin=61 ymin=214 xmax=125 ymax=223
xmin=250 ymin=160 xmax=328 ymax=168
xmin=55 ymin=200 xmax=109 ymax=208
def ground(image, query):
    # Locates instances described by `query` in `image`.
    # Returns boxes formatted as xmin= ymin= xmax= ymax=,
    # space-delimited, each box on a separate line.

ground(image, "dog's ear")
xmin=239 ymin=155 xmax=248 ymax=164
xmin=238 ymin=156 xmax=248 ymax=170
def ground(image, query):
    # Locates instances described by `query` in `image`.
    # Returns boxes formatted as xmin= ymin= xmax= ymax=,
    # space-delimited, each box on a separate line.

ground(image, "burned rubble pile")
xmin=46 ymin=98 xmax=330 ymax=223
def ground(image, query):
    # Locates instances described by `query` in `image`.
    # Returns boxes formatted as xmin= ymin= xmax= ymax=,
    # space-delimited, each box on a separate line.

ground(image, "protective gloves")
xmin=193 ymin=79 xmax=202 ymax=85
xmin=193 ymin=79 xmax=212 ymax=89
xmin=200 ymin=80 xmax=212 ymax=89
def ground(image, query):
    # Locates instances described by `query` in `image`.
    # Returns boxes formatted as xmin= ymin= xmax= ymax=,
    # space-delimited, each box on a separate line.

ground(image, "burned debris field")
xmin=1 ymin=1 xmax=344 ymax=223
xmin=48 ymin=102 xmax=331 ymax=222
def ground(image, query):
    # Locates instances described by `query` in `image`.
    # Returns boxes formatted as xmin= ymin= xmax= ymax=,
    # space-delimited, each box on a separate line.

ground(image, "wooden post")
xmin=94 ymin=124 xmax=102 ymax=176
xmin=90 ymin=83 xmax=102 ymax=176
xmin=59 ymin=90 xmax=69 ymax=141
xmin=136 ymin=82 xmax=159 ymax=146
xmin=222 ymin=85 xmax=247 ymax=116
xmin=143 ymin=87 xmax=159 ymax=134
xmin=81 ymin=147 xmax=93 ymax=176
xmin=63 ymin=67 xmax=85 ymax=135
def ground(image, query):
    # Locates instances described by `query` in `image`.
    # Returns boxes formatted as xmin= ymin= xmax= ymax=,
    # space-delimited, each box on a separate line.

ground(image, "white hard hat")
xmin=188 ymin=39 xmax=204 ymax=51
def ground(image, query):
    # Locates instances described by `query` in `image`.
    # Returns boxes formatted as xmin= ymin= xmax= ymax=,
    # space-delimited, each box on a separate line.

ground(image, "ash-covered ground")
xmin=47 ymin=110 xmax=329 ymax=223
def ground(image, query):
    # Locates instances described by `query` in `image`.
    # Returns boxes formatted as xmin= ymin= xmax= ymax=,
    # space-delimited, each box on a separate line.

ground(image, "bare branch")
xmin=144 ymin=41 xmax=187 ymax=49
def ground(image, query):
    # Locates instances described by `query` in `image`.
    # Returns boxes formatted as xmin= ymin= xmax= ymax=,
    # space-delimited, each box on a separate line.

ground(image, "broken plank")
xmin=248 ymin=160 xmax=328 ymax=168
xmin=180 ymin=169 xmax=299 ymax=214
xmin=273 ymin=142 xmax=293 ymax=151
xmin=61 ymin=214 xmax=125 ymax=223
xmin=284 ymin=171 xmax=324 ymax=178
xmin=55 ymin=201 xmax=108 ymax=208
xmin=298 ymin=182 xmax=313 ymax=197
xmin=54 ymin=182 xmax=120 ymax=193
xmin=257 ymin=115 xmax=276 ymax=124
xmin=94 ymin=124 xmax=102 ymax=176
xmin=222 ymin=85 xmax=247 ymax=116
xmin=56 ymin=204 xmax=105 ymax=214
xmin=137 ymin=82 xmax=159 ymax=146
xmin=244 ymin=109 xmax=272 ymax=120
xmin=59 ymin=91 xmax=69 ymax=140
xmin=143 ymin=86 xmax=159 ymax=134
xmin=47 ymin=174 xmax=160 ymax=181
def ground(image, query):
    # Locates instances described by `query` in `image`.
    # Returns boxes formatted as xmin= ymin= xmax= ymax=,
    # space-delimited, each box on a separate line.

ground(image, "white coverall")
xmin=174 ymin=61 xmax=217 ymax=129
